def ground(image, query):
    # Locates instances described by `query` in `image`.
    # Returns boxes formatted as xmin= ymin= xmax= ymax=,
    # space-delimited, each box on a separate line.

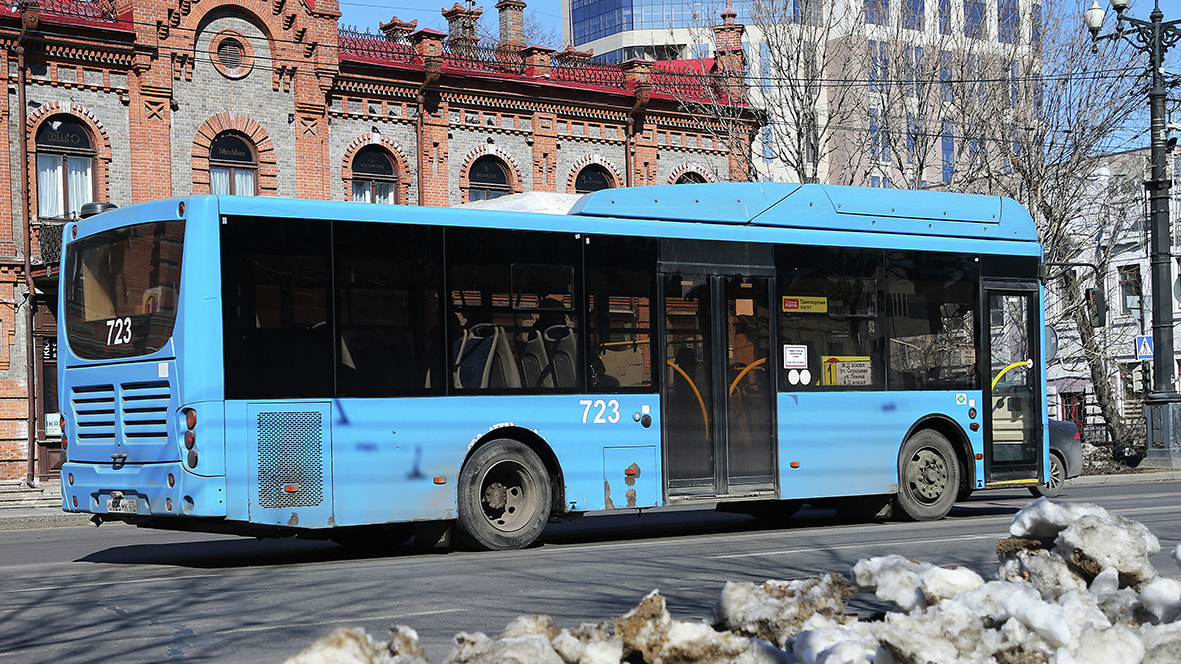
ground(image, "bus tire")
xmin=457 ymin=439 xmax=552 ymax=551
xmin=895 ymin=430 xmax=960 ymax=521
xmin=1029 ymin=453 xmax=1065 ymax=498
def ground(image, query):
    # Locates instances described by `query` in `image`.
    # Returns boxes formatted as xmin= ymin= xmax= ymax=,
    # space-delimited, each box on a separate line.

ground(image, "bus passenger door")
xmin=984 ymin=287 xmax=1041 ymax=484
xmin=662 ymin=274 xmax=776 ymax=499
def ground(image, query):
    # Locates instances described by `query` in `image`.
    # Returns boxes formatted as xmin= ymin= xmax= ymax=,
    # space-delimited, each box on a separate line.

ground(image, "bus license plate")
xmin=106 ymin=497 xmax=137 ymax=514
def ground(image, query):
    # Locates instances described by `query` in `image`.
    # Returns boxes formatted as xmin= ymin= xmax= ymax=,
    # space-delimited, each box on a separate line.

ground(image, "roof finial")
xmin=721 ymin=0 xmax=737 ymax=25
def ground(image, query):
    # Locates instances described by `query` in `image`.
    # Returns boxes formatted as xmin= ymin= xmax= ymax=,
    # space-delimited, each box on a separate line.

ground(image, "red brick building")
xmin=0 ymin=0 xmax=756 ymax=482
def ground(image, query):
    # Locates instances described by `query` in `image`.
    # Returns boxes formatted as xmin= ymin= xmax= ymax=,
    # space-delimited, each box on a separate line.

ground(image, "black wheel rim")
xmin=478 ymin=458 xmax=540 ymax=533
xmin=906 ymin=446 xmax=949 ymax=504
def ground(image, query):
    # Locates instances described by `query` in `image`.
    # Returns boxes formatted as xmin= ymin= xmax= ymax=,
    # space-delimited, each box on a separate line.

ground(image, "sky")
xmin=336 ymin=0 xmax=565 ymax=43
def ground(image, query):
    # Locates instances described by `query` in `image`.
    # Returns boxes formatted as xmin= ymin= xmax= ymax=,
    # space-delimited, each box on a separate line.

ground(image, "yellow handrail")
xmin=666 ymin=359 xmax=709 ymax=433
xmin=729 ymin=357 xmax=767 ymax=396
xmin=991 ymin=360 xmax=1031 ymax=389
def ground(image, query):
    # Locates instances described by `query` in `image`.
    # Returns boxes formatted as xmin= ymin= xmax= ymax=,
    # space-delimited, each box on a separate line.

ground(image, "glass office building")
xmin=571 ymin=0 xmax=753 ymax=61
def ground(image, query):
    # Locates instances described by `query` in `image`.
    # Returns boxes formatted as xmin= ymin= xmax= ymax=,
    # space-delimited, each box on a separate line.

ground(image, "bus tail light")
xmin=61 ymin=417 xmax=68 ymax=451
xmin=182 ymin=408 xmax=197 ymax=468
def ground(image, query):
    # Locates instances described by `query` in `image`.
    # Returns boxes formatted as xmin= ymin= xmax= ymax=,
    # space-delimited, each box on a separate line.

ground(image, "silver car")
xmin=1030 ymin=419 xmax=1083 ymax=498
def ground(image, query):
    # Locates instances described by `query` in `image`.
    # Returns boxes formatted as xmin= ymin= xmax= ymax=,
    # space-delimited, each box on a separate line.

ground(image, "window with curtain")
xmin=35 ymin=116 xmax=95 ymax=219
xmin=351 ymin=145 xmax=399 ymax=204
xmin=209 ymin=133 xmax=257 ymax=196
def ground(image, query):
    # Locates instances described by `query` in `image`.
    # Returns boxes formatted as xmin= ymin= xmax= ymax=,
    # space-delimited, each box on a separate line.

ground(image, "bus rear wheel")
xmin=457 ymin=439 xmax=552 ymax=551
xmin=895 ymin=430 xmax=960 ymax=521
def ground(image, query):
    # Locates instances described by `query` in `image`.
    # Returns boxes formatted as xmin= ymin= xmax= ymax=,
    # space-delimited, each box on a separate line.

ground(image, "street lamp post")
xmin=1085 ymin=0 xmax=1181 ymax=467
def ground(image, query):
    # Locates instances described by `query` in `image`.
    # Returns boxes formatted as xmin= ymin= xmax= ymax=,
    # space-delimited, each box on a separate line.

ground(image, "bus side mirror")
xmin=1086 ymin=287 xmax=1106 ymax=327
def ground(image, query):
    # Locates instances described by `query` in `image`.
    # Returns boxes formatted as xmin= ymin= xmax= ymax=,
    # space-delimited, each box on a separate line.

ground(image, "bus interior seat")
xmin=452 ymin=324 xmax=522 ymax=389
xmin=522 ymin=331 xmax=554 ymax=388
xmin=488 ymin=326 xmax=522 ymax=388
xmin=452 ymin=324 xmax=495 ymax=389
xmin=545 ymin=325 xmax=576 ymax=388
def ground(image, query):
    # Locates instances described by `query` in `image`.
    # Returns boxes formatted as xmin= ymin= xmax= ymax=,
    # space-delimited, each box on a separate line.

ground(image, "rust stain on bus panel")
xmin=604 ymin=480 xmax=615 ymax=510
xmin=625 ymin=489 xmax=637 ymax=508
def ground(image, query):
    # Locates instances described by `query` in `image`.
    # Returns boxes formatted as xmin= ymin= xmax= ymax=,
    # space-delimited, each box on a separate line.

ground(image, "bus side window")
xmin=587 ymin=236 xmax=655 ymax=392
xmin=447 ymin=228 xmax=582 ymax=393
xmin=777 ymin=245 xmax=884 ymax=392
xmin=334 ymin=222 xmax=443 ymax=398
xmin=884 ymin=252 xmax=979 ymax=391
xmin=221 ymin=217 xmax=334 ymax=399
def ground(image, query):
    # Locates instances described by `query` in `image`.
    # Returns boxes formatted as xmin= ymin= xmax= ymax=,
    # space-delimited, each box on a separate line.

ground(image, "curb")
xmin=0 ymin=509 xmax=91 ymax=531
xmin=1069 ymin=470 xmax=1181 ymax=485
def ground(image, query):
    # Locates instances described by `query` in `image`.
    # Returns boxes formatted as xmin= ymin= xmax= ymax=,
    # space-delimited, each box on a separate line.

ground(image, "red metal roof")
xmin=336 ymin=30 xmax=741 ymax=104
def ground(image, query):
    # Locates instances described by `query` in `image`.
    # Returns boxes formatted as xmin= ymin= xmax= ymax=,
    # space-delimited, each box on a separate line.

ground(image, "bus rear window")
xmin=64 ymin=220 xmax=184 ymax=360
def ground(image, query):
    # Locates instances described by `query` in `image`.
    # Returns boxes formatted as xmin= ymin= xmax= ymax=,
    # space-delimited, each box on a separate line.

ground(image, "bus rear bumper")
xmin=60 ymin=461 xmax=227 ymax=518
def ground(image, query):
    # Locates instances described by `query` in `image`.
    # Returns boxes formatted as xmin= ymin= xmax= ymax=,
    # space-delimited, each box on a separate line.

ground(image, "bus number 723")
xmin=580 ymin=399 xmax=621 ymax=424
xmin=105 ymin=317 xmax=132 ymax=346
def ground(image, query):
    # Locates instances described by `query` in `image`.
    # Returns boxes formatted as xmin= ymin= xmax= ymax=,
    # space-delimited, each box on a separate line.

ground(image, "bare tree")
xmin=946 ymin=0 xmax=1143 ymax=445
xmin=751 ymin=0 xmax=867 ymax=183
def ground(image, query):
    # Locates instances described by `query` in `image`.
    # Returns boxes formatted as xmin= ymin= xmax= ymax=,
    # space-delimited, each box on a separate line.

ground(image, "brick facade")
xmin=0 ymin=0 xmax=756 ymax=481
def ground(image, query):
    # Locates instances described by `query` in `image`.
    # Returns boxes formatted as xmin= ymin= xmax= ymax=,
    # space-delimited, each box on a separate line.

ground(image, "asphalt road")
xmin=2 ymin=481 xmax=1179 ymax=663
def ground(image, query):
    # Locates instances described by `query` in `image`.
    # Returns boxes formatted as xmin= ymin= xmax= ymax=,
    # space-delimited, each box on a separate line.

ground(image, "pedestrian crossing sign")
xmin=1137 ymin=335 xmax=1154 ymax=360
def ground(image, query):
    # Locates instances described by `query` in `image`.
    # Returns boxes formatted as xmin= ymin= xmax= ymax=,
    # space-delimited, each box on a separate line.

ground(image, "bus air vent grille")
xmin=72 ymin=384 xmax=116 ymax=442
xmin=256 ymin=411 xmax=324 ymax=509
xmin=121 ymin=381 xmax=171 ymax=443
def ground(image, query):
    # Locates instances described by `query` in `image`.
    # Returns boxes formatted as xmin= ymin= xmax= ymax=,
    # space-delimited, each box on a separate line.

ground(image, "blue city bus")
xmin=58 ymin=183 xmax=1047 ymax=550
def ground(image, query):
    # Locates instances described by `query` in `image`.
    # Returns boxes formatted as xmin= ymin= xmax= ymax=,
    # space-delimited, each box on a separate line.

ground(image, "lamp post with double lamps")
xmin=1084 ymin=0 xmax=1181 ymax=467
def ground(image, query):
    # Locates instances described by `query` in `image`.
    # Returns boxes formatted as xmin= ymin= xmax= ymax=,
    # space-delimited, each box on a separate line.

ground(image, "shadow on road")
xmin=75 ymin=494 xmax=1030 ymax=568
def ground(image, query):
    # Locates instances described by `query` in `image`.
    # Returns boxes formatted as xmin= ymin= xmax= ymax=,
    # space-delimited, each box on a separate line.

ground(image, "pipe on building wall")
xmin=18 ymin=5 xmax=38 ymax=486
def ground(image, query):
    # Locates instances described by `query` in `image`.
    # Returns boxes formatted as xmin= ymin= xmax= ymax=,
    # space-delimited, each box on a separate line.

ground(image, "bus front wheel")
xmin=895 ymin=430 xmax=960 ymax=521
xmin=457 ymin=439 xmax=552 ymax=551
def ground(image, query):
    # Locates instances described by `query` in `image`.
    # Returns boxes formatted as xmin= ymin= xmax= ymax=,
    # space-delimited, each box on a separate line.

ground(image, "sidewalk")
xmin=2 ymin=471 xmax=1180 ymax=532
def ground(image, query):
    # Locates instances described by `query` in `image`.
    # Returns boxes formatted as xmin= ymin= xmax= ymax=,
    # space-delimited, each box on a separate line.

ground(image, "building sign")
xmin=354 ymin=147 xmax=394 ymax=176
xmin=36 ymin=118 xmax=92 ymax=151
xmin=210 ymin=134 xmax=254 ymax=163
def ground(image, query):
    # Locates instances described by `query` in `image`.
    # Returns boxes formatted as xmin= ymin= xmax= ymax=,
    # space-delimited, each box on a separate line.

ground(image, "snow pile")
xmin=285 ymin=498 xmax=1181 ymax=664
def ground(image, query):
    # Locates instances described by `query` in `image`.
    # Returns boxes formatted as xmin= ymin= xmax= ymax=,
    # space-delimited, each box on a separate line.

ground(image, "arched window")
xmin=575 ymin=164 xmax=614 ymax=193
xmin=351 ymin=145 xmax=399 ymax=204
xmin=36 ymin=115 xmax=95 ymax=219
xmin=675 ymin=172 xmax=707 ymax=184
xmin=468 ymin=155 xmax=511 ymax=202
xmin=209 ymin=133 xmax=257 ymax=196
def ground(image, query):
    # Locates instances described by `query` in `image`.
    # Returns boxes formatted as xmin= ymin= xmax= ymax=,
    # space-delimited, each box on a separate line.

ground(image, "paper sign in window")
xmin=822 ymin=356 xmax=872 ymax=386
xmin=782 ymin=296 xmax=828 ymax=314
